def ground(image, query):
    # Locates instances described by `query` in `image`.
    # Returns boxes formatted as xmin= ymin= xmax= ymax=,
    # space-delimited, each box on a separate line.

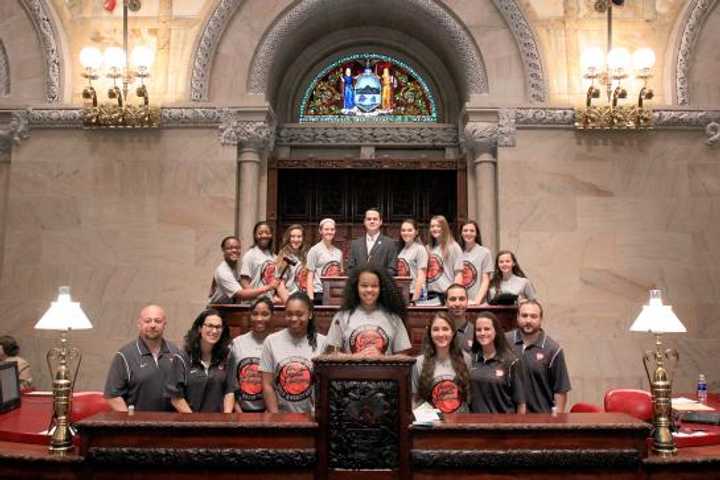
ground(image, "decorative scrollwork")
xmin=706 ymin=122 xmax=720 ymax=147
xmin=19 ymin=0 xmax=63 ymax=103
xmin=219 ymin=109 xmax=275 ymax=149
xmin=675 ymin=0 xmax=719 ymax=105
xmin=0 ymin=111 xmax=30 ymax=155
xmin=276 ymin=124 xmax=458 ymax=146
xmin=0 ymin=40 xmax=9 ymax=96
xmin=82 ymin=105 xmax=161 ymax=129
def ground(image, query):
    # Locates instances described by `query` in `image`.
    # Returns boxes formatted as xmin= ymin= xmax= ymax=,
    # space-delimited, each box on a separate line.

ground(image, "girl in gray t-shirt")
xmin=488 ymin=250 xmax=536 ymax=303
xmin=240 ymin=222 xmax=278 ymax=301
xmin=426 ymin=215 xmax=462 ymax=298
xmin=412 ymin=312 xmax=471 ymax=414
xmin=395 ymin=219 xmax=429 ymax=301
xmin=275 ymin=224 xmax=310 ymax=303
xmin=260 ymin=292 xmax=326 ymax=413
xmin=325 ymin=266 xmax=411 ymax=356
xmin=456 ymin=221 xmax=493 ymax=304
xmin=306 ymin=218 xmax=343 ymax=303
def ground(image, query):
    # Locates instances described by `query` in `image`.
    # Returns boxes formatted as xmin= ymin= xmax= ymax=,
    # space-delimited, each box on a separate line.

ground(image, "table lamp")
xmin=34 ymin=286 xmax=93 ymax=453
xmin=629 ymin=289 xmax=686 ymax=456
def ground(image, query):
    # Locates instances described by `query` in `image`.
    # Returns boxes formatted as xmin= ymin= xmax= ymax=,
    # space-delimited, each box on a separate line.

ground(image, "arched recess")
xmin=669 ymin=0 xmax=719 ymax=105
xmin=17 ymin=0 xmax=67 ymax=103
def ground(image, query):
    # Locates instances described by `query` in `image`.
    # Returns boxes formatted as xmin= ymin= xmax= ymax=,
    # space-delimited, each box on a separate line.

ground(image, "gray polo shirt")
xmin=506 ymin=329 xmax=571 ymax=413
xmin=230 ymin=332 xmax=266 ymax=412
xmin=469 ymin=352 xmax=525 ymax=414
xmin=104 ymin=338 xmax=180 ymax=412
xmin=166 ymin=351 xmax=237 ymax=412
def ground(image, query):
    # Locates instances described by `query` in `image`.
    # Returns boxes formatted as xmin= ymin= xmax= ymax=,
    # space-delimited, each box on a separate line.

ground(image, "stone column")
xmin=218 ymin=109 xmax=275 ymax=251
xmin=463 ymin=122 xmax=498 ymax=255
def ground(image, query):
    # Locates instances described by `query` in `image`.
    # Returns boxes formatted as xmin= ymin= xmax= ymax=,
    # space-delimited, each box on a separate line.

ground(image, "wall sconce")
xmin=79 ymin=0 xmax=159 ymax=128
xmin=34 ymin=286 xmax=93 ymax=454
xmin=576 ymin=1 xmax=654 ymax=130
xmin=629 ymin=289 xmax=686 ymax=456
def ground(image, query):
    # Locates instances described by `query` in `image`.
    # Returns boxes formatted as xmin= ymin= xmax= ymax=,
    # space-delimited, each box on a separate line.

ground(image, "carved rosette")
xmin=0 ymin=111 xmax=31 ymax=155
xmin=19 ymin=0 xmax=63 ymax=103
xmin=276 ymin=125 xmax=458 ymax=146
xmin=675 ymin=0 xmax=719 ymax=105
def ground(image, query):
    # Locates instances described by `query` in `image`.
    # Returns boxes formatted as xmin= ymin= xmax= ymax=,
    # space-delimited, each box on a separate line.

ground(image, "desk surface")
xmin=0 ymin=393 xmax=52 ymax=445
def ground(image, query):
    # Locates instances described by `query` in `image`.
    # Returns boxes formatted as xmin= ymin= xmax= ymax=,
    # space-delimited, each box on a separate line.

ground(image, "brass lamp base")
xmin=47 ymin=331 xmax=81 ymax=454
xmin=643 ymin=333 xmax=679 ymax=456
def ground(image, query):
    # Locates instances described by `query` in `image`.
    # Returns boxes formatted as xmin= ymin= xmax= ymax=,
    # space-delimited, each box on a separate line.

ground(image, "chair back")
xmin=569 ymin=402 xmax=603 ymax=413
xmin=70 ymin=391 xmax=112 ymax=422
xmin=604 ymin=389 xmax=652 ymax=421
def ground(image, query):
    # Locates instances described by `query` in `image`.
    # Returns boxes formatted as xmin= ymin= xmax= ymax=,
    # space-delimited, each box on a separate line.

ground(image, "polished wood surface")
xmin=214 ymin=303 xmax=518 ymax=355
xmin=321 ymin=276 xmax=412 ymax=305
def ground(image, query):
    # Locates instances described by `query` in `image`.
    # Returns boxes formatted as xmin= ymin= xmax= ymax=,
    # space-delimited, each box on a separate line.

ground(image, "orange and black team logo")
xmin=349 ymin=325 xmax=390 ymax=354
xmin=462 ymin=261 xmax=478 ymax=289
xmin=426 ymin=254 xmax=443 ymax=283
xmin=260 ymin=260 xmax=276 ymax=285
xmin=276 ymin=357 xmax=313 ymax=402
xmin=431 ymin=377 xmax=463 ymax=414
xmin=295 ymin=266 xmax=309 ymax=291
xmin=321 ymin=261 xmax=342 ymax=277
xmin=396 ymin=258 xmax=410 ymax=277
xmin=236 ymin=357 xmax=262 ymax=401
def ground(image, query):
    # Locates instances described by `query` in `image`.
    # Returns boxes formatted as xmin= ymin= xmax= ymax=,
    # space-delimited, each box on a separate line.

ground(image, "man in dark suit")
xmin=347 ymin=208 xmax=398 ymax=277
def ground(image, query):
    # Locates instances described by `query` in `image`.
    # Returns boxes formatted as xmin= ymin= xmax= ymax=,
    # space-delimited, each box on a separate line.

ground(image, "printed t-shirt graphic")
xmin=321 ymin=261 xmax=342 ymax=277
xmin=349 ymin=324 xmax=390 ymax=354
xmin=294 ymin=266 xmax=309 ymax=292
xmin=396 ymin=257 xmax=411 ymax=277
xmin=276 ymin=356 xmax=313 ymax=401
xmin=260 ymin=260 xmax=276 ymax=285
xmin=431 ymin=376 xmax=463 ymax=413
xmin=461 ymin=261 xmax=478 ymax=289
xmin=426 ymin=254 xmax=443 ymax=283
xmin=236 ymin=357 xmax=262 ymax=401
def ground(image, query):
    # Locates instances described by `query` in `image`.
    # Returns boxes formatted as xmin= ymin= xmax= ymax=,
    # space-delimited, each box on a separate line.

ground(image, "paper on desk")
xmin=413 ymin=402 xmax=440 ymax=425
xmin=674 ymin=430 xmax=709 ymax=437
xmin=672 ymin=397 xmax=716 ymax=411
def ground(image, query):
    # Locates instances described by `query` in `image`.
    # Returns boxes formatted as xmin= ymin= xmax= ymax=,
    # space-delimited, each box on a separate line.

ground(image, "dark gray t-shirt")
xmin=469 ymin=352 xmax=525 ymax=414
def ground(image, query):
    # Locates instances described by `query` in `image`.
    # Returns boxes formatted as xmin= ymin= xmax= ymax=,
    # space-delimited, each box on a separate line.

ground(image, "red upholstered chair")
xmin=603 ymin=389 xmax=653 ymax=422
xmin=70 ymin=391 xmax=112 ymax=422
xmin=570 ymin=402 xmax=603 ymax=413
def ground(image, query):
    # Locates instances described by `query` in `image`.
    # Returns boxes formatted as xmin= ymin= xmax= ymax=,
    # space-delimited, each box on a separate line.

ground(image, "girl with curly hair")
xmin=325 ymin=265 xmax=411 ymax=356
xmin=167 ymin=309 xmax=236 ymax=413
xmin=426 ymin=215 xmax=462 ymax=303
xmin=412 ymin=312 xmax=471 ymax=413
xmin=275 ymin=224 xmax=310 ymax=303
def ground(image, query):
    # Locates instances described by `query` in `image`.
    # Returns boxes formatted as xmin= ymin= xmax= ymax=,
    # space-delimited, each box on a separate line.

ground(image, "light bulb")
xmin=131 ymin=46 xmax=155 ymax=69
xmin=104 ymin=47 xmax=126 ymax=70
xmin=581 ymin=47 xmax=604 ymax=73
xmin=607 ymin=48 xmax=631 ymax=72
xmin=633 ymin=48 xmax=656 ymax=71
xmin=79 ymin=47 xmax=102 ymax=70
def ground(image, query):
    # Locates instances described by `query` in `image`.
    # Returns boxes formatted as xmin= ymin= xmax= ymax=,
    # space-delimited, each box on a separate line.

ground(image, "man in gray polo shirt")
xmin=446 ymin=283 xmax=473 ymax=353
xmin=104 ymin=305 xmax=180 ymax=412
xmin=506 ymin=300 xmax=571 ymax=413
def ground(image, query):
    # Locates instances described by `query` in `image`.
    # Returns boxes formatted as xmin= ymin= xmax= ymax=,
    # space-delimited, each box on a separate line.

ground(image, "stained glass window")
xmin=299 ymin=53 xmax=437 ymax=123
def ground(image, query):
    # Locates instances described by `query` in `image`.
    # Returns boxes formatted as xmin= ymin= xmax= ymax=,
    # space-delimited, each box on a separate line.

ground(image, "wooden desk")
xmin=411 ymin=412 xmax=650 ymax=479
xmin=214 ymin=304 xmax=518 ymax=355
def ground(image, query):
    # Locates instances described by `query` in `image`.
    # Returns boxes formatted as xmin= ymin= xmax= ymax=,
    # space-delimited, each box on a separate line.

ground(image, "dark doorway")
xmin=275 ymin=169 xmax=458 ymax=256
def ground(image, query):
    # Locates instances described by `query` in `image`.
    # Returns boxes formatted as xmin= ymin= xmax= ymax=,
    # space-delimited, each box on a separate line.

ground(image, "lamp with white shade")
xmin=629 ymin=289 xmax=686 ymax=456
xmin=34 ymin=286 xmax=92 ymax=454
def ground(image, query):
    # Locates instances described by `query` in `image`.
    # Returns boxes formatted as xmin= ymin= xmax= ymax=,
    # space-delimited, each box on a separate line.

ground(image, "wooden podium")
xmin=321 ymin=276 xmax=412 ymax=305
xmin=313 ymin=354 xmax=416 ymax=480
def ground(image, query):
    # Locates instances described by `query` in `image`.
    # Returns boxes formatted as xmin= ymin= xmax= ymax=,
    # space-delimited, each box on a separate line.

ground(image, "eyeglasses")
xmin=203 ymin=323 xmax=223 ymax=331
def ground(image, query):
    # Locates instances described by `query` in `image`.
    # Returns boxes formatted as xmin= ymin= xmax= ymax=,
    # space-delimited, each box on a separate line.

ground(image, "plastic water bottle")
xmin=697 ymin=374 xmax=708 ymax=404
xmin=419 ymin=286 xmax=428 ymax=302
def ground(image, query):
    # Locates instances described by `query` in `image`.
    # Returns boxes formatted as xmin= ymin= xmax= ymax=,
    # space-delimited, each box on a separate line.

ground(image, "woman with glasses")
xmin=167 ymin=309 xmax=237 ymax=413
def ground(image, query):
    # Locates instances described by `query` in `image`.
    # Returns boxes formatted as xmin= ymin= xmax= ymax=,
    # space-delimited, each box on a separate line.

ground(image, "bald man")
xmin=104 ymin=305 xmax=180 ymax=412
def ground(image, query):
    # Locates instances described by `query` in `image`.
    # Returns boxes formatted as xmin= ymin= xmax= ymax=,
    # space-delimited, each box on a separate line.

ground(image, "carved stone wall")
xmin=18 ymin=0 xmax=63 ymax=103
xmin=674 ymin=0 xmax=719 ymax=105
xmin=0 ymin=40 xmax=9 ymax=96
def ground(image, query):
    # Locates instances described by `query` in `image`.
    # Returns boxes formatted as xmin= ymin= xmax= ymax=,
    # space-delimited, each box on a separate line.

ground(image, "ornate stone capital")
xmin=462 ymin=122 xmax=497 ymax=157
xmin=219 ymin=109 xmax=275 ymax=150
xmin=497 ymin=108 xmax=516 ymax=147
xmin=0 ymin=111 xmax=30 ymax=157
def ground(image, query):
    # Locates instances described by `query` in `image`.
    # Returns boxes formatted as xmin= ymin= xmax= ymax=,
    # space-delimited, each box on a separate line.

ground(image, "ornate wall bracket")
xmin=0 ymin=111 xmax=30 ymax=157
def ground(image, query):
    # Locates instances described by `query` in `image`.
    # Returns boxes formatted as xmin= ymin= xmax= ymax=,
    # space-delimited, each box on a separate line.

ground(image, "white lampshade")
xmin=34 ymin=286 xmax=93 ymax=331
xmin=103 ymin=47 xmax=126 ymax=70
xmin=633 ymin=48 xmax=656 ymax=71
xmin=581 ymin=47 xmax=604 ymax=72
xmin=607 ymin=47 xmax=631 ymax=72
xmin=79 ymin=47 xmax=102 ymax=70
xmin=629 ymin=289 xmax=686 ymax=334
xmin=130 ymin=46 xmax=154 ymax=69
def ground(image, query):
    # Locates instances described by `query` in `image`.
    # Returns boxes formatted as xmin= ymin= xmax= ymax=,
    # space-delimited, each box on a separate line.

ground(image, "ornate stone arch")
xmin=0 ymin=40 xmax=9 ymax=96
xmin=18 ymin=0 xmax=64 ymax=103
xmin=672 ymin=0 xmax=719 ymax=105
